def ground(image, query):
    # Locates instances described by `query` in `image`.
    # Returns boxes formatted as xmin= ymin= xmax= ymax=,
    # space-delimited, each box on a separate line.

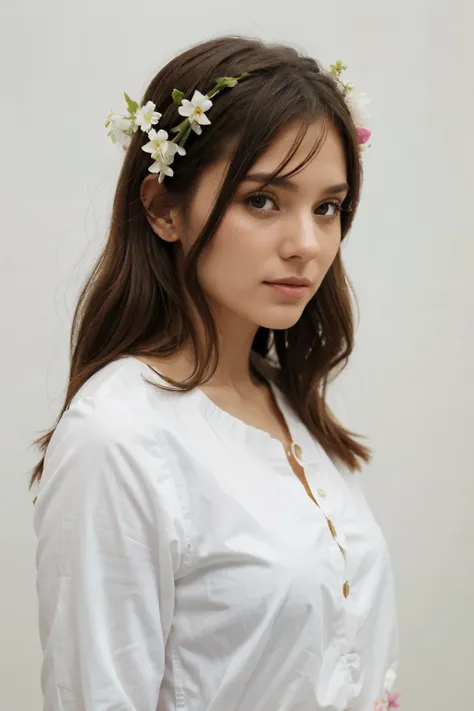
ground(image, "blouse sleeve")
xmin=34 ymin=400 xmax=184 ymax=711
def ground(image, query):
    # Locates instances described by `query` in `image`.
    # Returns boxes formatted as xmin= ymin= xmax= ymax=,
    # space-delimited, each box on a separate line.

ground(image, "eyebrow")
xmin=243 ymin=172 xmax=349 ymax=196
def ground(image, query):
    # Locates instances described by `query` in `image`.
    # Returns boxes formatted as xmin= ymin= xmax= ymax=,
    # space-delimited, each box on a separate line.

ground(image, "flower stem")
xmin=178 ymin=124 xmax=192 ymax=147
xmin=171 ymin=120 xmax=191 ymax=146
xmin=171 ymin=118 xmax=189 ymax=134
xmin=206 ymin=87 xmax=222 ymax=100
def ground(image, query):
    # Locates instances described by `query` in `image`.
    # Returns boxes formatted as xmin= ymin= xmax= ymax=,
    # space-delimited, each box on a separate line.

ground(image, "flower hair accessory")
xmin=105 ymin=61 xmax=371 ymax=181
xmin=329 ymin=60 xmax=372 ymax=149
xmin=105 ymin=72 xmax=249 ymax=182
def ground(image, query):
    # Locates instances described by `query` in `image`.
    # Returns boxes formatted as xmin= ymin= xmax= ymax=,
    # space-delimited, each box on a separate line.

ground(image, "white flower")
xmin=142 ymin=129 xmax=186 ymax=182
xmin=142 ymin=128 xmax=171 ymax=159
xmin=178 ymin=90 xmax=212 ymax=135
xmin=149 ymin=156 xmax=174 ymax=183
xmin=135 ymin=101 xmax=162 ymax=132
xmin=166 ymin=141 xmax=186 ymax=159
xmin=345 ymin=89 xmax=371 ymax=128
xmin=142 ymin=128 xmax=185 ymax=159
xmin=106 ymin=112 xmax=135 ymax=149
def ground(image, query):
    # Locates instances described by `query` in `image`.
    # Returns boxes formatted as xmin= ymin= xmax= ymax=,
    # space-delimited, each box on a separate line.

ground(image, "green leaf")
xmin=124 ymin=92 xmax=139 ymax=115
xmin=329 ymin=61 xmax=347 ymax=78
xmin=211 ymin=72 xmax=249 ymax=95
xmin=172 ymin=88 xmax=185 ymax=105
xmin=213 ymin=76 xmax=237 ymax=89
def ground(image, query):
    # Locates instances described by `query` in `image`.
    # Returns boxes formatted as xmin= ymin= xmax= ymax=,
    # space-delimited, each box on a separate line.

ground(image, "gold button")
xmin=343 ymin=581 xmax=350 ymax=598
xmin=32 ymin=496 xmax=38 ymax=506
xmin=327 ymin=519 xmax=337 ymax=538
xmin=317 ymin=488 xmax=327 ymax=498
xmin=293 ymin=443 xmax=303 ymax=460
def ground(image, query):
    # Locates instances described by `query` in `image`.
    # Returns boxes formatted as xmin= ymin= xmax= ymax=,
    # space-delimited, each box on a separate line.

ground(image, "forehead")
xmin=251 ymin=120 xmax=347 ymax=186
xmin=188 ymin=120 xmax=347 ymax=208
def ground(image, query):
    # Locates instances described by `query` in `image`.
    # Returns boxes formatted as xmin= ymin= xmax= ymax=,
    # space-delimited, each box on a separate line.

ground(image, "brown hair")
xmin=30 ymin=35 xmax=370 ymax=486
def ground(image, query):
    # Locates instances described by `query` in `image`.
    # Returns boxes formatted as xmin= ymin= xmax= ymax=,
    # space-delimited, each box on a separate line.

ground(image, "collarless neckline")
xmin=194 ymin=373 xmax=292 ymax=456
xmin=129 ymin=354 xmax=318 ymax=464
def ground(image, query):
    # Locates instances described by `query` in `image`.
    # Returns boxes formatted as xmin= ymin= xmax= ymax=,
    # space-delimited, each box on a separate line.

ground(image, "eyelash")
xmin=244 ymin=191 xmax=345 ymax=218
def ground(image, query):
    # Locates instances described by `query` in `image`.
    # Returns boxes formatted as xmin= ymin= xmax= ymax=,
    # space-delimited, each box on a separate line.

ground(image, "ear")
xmin=140 ymin=173 xmax=183 ymax=243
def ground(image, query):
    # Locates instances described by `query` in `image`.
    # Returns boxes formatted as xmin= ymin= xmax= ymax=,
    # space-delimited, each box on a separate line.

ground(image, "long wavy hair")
xmin=30 ymin=35 xmax=371 ymax=486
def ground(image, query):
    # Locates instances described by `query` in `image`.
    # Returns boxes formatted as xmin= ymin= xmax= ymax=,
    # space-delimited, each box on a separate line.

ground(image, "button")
xmin=327 ymin=519 xmax=337 ymax=538
xmin=317 ymin=487 xmax=327 ymax=498
xmin=292 ymin=443 xmax=303 ymax=460
xmin=343 ymin=581 xmax=350 ymax=598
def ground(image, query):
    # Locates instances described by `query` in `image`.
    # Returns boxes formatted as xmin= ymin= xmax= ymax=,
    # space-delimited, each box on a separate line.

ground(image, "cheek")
xmin=323 ymin=226 xmax=342 ymax=264
xmin=197 ymin=212 xmax=263 ymax=293
xmin=330 ymin=235 xmax=342 ymax=263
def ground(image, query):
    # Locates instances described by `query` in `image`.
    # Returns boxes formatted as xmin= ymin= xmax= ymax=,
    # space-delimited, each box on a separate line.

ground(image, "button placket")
xmin=324 ymin=515 xmax=350 ymax=597
xmin=289 ymin=443 xmax=331 ymax=515
xmin=286 ymin=433 xmax=351 ymax=600
xmin=306 ymin=464 xmax=351 ymax=598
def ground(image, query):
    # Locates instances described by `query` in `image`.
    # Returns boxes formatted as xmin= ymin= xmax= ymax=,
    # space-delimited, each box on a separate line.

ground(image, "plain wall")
xmin=1 ymin=0 xmax=473 ymax=709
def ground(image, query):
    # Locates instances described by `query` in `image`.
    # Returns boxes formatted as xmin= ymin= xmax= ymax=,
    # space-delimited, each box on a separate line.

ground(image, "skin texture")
xmin=140 ymin=119 xmax=348 ymax=398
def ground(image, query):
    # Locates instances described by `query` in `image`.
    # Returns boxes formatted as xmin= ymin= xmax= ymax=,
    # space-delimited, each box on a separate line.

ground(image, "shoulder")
xmin=42 ymin=356 xmax=182 ymax=489
xmin=67 ymin=356 xmax=174 ymax=424
xmin=38 ymin=358 xmax=188 ymax=540
xmin=59 ymin=356 xmax=188 ymax=447
xmin=35 ymin=362 xmax=189 ymax=579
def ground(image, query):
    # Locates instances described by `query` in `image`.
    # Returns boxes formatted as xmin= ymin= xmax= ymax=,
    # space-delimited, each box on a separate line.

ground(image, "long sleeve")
xmin=34 ymin=399 xmax=183 ymax=711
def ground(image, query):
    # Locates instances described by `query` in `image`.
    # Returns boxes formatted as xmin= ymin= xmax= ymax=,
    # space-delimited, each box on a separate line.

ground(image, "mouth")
xmin=263 ymin=280 xmax=311 ymax=299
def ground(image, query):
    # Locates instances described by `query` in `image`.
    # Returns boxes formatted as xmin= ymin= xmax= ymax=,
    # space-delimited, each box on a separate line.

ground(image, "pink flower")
xmin=357 ymin=127 xmax=372 ymax=145
xmin=387 ymin=691 xmax=401 ymax=708
xmin=373 ymin=690 xmax=401 ymax=710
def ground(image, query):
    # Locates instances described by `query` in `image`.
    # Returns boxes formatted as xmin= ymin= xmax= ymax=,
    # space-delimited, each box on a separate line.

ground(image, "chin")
xmin=255 ymin=308 xmax=306 ymax=331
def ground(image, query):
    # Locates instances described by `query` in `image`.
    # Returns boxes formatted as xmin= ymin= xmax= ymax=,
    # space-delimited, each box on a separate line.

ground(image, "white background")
xmin=1 ymin=0 xmax=473 ymax=709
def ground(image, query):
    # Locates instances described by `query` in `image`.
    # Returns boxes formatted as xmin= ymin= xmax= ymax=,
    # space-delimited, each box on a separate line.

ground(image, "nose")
xmin=279 ymin=211 xmax=323 ymax=262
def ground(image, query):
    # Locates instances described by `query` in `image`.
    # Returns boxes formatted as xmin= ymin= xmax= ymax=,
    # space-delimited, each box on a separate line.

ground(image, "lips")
xmin=264 ymin=281 xmax=310 ymax=299
xmin=265 ymin=277 xmax=311 ymax=287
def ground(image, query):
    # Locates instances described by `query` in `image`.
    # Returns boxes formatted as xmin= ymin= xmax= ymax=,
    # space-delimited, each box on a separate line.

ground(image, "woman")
xmin=31 ymin=36 xmax=400 ymax=711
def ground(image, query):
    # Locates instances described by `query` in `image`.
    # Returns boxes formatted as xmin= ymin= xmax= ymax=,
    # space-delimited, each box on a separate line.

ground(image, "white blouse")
xmin=34 ymin=355 xmax=399 ymax=711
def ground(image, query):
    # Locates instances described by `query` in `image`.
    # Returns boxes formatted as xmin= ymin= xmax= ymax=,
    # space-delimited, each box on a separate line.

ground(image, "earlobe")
xmin=140 ymin=174 xmax=181 ymax=243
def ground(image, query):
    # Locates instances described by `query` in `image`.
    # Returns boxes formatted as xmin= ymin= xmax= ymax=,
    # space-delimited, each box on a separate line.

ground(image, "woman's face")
xmin=181 ymin=120 xmax=349 ymax=332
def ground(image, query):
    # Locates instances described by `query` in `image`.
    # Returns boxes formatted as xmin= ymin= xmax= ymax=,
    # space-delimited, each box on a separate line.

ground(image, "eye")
xmin=245 ymin=192 xmax=277 ymax=212
xmin=315 ymin=201 xmax=343 ymax=218
xmin=244 ymin=193 xmax=345 ymax=218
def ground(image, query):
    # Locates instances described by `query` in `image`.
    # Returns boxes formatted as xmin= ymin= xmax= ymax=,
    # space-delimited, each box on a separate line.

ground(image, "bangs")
xmin=201 ymin=81 xmax=332 ymax=215
xmin=249 ymin=114 xmax=330 ymax=191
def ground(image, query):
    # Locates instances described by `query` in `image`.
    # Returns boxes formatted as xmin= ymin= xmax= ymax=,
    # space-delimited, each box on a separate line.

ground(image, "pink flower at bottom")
xmin=387 ymin=691 xmax=401 ymax=708
xmin=373 ymin=690 xmax=401 ymax=710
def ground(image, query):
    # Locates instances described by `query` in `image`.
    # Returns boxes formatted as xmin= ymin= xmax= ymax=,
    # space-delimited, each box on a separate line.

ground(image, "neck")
xmin=144 ymin=304 xmax=264 ymax=396
xmin=184 ymin=313 xmax=260 ymax=393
